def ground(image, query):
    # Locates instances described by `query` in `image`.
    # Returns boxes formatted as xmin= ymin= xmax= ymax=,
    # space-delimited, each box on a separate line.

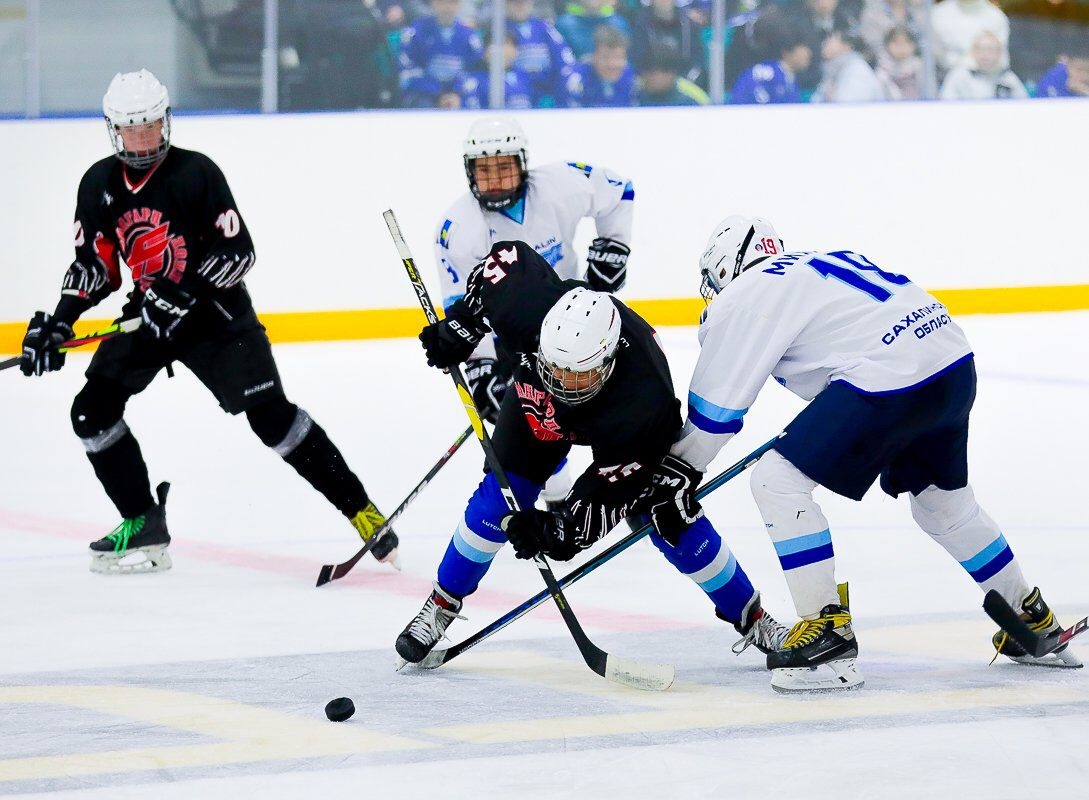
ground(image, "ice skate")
xmin=89 ymin=482 xmax=172 ymax=575
xmin=350 ymin=501 xmax=401 ymax=571
xmin=729 ymin=592 xmax=790 ymax=656
xmin=767 ymin=603 xmax=863 ymax=692
xmin=395 ymin=582 xmax=465 ymax=666
xmin=992 ymin=587 xmax=1082 ymax=668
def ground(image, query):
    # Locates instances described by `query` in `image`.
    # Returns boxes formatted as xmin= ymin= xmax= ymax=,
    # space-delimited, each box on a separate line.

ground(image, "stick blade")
xmin=415 ymin=649 xmax=451 ymax=670
xmin=983 ymin=589 xmax=1042 ymax=655
xmin=315 ymin=564 xmax=335 ymax=587
xmin=604 ymin=656 xmax=675 ymax=692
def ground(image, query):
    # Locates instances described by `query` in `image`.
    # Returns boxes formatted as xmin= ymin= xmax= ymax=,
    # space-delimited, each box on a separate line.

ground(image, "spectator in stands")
xmin=629 ymin=0 xmax=706 ymax=88
xmin=874 ymin=24 xmax=923 ymax=100
xmin=787 ymin=0 xmax=862 ymax=93
xmin=556 ymin=0 xmax=631 ymax=61
xmin=812 ymin=28 xmax=885 ymax=102
xmin=563 ymin=25 xmax=639 ymax=106
xmin=939 ymin=29 xmax=1027 ymax=100
xmin=930 ymin=0 xmax=1009 ymax=76
xmin=460 ymin=29 xmax=535 ymax=109
xmin=398 ymin=0 xmax=484 ymax=108
xmin=506 ymin=0 xmax=578 ymax=107
xmin=730 ymin=18 xmax=812 ymax=104
xmin=858 ymin=0 xmax=925 ymax=60
xmin=637 ymin=41 xmax=711 ymax=105
xmin=1035 ymin=46 xmax=1089 ymax=98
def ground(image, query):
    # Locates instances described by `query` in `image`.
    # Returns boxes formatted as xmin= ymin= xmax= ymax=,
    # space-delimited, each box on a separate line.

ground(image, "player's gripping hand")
xmin=20 ymin=311 xmax=74 ymax=376
xmin=464 ymin=357 xmax=511 ymax=425
xmin=586 ymin=237 xmax=630 ymax=292
xmin=637 ymin=454 xmax=704 ymax=546
xmin=139 ymin=279 xmax=195 ymax=341
xmin=419 ymin=301 xmax=490 ymax=369
xmin=501 ymin=509 xmax=581 ymax=562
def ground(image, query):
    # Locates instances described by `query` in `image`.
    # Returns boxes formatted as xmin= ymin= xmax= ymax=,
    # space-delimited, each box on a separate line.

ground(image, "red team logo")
xmin=514 ymin=381 xmax=570 ymax=442
xmin=116 ymin=208 xmax=187 ymax=286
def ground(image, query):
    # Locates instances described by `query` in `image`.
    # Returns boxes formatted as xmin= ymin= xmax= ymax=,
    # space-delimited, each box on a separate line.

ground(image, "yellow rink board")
xmin=1 ymin=284 xmax=1087 ymax=356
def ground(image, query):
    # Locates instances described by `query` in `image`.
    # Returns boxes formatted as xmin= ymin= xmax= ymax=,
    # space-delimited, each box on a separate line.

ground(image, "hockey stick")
xmin=417 ymin=434 xmax=783 ymax=669
xmin=315 ymin=424 xmax=474 ymax=586
xmin=1 ymin=318 xmax=142 ymax=372
xmin=384 ymin=209 xmax=674 ymax=691
xmin=983 ymin=590 xmax=1089 ymax=658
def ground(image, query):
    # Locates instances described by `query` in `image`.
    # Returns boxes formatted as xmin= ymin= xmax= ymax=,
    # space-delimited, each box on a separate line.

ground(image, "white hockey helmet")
xmin=463 ymin=117 xmax=529 ymax=211
xmin=536 ymin=288 xmax=622 ymax=406
xmin=698 ymin=215 xmax=783 ymax=301
xmin=102 ymin=69 xmax=172 ymax=169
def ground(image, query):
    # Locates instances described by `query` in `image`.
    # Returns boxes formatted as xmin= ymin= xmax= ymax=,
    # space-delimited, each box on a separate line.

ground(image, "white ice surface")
xmin=1 ymin=314 xmax=1087 ymax=798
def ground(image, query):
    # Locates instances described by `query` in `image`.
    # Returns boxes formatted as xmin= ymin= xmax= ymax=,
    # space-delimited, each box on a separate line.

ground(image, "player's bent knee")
xmin=246 ymin=397 xmax=304 ymax=451
xmin=750 ymin=450 xmax=816 ymax=504
xmin=910 ymin=484 xmax=978 ymax=534
xmin=71 ymin=379 xmax=129 ymax=450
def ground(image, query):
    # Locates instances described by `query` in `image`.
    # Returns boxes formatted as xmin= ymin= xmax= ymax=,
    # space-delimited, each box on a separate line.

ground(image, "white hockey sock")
xmin=751 ymin=450 xmax=839 ymax=619
xmin=910 ymin=484 xmax=1030 ymax=606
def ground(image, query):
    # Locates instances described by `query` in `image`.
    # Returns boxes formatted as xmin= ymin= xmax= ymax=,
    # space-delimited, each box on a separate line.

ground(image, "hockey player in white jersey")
xmin=435 ymin=116 xmax=634 ymax=505
xmin=639 ymin=214 xmax=1081 ymax=692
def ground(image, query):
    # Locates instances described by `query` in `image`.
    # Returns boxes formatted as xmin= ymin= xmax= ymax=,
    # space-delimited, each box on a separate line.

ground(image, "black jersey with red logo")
xmin=463 ymin=240 xmax=682 ymax=541
xmin=55 ymin=146 xmax=256 ymax=324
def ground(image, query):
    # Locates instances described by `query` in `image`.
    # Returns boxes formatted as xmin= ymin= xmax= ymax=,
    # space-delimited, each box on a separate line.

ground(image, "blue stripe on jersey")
xmin=621 ymin=180 xmax=635 ymax=200
xmin=775 ymin=529 xmax=834 ymax=571
xmin=962 ymin=535 xmax=1015 ymax=583
xmin=837 ymin=353 xmax=975 ymax=397
xmin=567 ymin=162 xmax=593 ymax=176
xmin=688 ymin=392 xmax=747 ymax=434
xmin=438 ymin=219 xmax=453 ymax=248
xmin=539 ymin=242 xmax=563 ymax=266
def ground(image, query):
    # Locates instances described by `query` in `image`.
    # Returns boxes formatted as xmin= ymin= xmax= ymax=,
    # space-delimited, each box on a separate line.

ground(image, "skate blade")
xmin=771 ymin=658 xmax=864 ymax=693
xmin=89 ymin=546 xmax=172 ymax=575
xmin=1008 ymin=649 xmax=1083 ymax=669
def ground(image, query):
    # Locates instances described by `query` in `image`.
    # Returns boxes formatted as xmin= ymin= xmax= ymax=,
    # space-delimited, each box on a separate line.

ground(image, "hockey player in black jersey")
xmin=18 ymin=69 xmax=398 ymax=574
xmin=395 ymin=239 xmax=788 ymax=664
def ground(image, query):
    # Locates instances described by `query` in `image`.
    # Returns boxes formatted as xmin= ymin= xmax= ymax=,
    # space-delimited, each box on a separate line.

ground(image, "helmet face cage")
xmin=536 ymin=353 xmax=617 ymax=405
xmin=698 ymin=216 xmax=780 ymax=301
xmin=464 ymin=150 xmax=528 ymax=211
xmin=102 ymin=70 xmax=172 ymax=169
xmin=104 ymin=108 xmax=172 ymax=169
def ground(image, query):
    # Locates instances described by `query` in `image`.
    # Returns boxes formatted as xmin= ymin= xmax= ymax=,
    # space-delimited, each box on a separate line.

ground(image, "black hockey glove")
xmin=464 ymin=357 xmax=511 ymax=425
xmin=419 ymin=301 xmax=490 ymax=369
xmin=139 ymin=279 xmax=196 ymax=341
xmin=501 ymin=509 xmax=581 ymax=562
xmin=19 ymin=311 xmax=74 ymax=377
xmin=586 ymin=237 xmax=630 ymax=293
xmin=637 ymin=454 xmax=704 ymax=547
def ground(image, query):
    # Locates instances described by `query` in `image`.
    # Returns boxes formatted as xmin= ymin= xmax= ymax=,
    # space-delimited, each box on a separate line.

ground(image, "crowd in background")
xmin=231 ymin=0 xmax=1089 ymax=110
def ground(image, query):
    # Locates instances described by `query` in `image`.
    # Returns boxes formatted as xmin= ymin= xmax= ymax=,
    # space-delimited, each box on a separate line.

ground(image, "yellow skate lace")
xmin=350 ymin=502 xmax=387 ymax=542
xmin=783 ymin=609 xmax=852 ymax=649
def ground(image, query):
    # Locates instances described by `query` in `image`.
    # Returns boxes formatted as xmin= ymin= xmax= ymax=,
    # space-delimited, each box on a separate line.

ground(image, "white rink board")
xmin=2 ymin=99 xmax=1089 ymax=320
xmin=1 ymin=314 xmax=1087 ymax=798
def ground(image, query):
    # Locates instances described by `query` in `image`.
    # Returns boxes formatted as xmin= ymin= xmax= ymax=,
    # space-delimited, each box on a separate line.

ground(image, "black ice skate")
xmin=350 ymin=502 xmax=401 ymax=571
xmin=728 ymin=592 xmax=790 ymax=656
xmin=395 ymin=582 xmax=465 ymax=665
xmin=992 ymin=587 xmax=1083 ymax=668
xmin=767 ymin=603 xmax=863 ymax=692
xmin=89 ymin=482 xmax=172 ymax=575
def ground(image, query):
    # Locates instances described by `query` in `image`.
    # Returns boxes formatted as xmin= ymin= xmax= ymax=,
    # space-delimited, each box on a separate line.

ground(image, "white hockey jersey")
xmin=434 ymin=160 xmax=634 ymax=309
xmin=675 ymin=249 xmax=974 ymax=470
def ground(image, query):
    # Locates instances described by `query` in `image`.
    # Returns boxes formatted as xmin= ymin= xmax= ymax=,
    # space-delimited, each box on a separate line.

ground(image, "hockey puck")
xmin=325 ymin=697 xmax=355 ymax=722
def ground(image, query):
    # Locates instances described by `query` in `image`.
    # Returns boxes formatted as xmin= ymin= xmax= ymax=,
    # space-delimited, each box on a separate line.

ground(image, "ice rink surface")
xmin=1 ymin=313 xmax=1087 ymax=798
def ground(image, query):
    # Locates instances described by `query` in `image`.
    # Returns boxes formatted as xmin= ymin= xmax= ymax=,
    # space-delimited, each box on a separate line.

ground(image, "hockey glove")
xmin=419 ymin=301 xmax=490 ymax=369
xmin=586 ymin=237 xmax=630 ymax=292
xmin=20 ymin=311 xmax=74 ymax=376
xmin=638 ymin=454 xmax=704 ymax=547
xmin=501 ymin=509 xmax=581 ymax=562
xmin=139 ymin=279 xmax=195 ymax=341
xmin=465 ymin=357 xmax=511 ymax=425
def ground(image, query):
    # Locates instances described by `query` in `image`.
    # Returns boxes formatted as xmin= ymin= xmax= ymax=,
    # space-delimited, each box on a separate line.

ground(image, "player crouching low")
xmin=395 ymin=240 xmax=789 ymax=668
xmin=640 ymin=214 xmax=1081 ymax=692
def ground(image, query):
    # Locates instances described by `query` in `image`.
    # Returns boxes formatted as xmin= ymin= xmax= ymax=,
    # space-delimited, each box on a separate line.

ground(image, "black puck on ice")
xmin=325 ymin=697 xmax=355 ymax=722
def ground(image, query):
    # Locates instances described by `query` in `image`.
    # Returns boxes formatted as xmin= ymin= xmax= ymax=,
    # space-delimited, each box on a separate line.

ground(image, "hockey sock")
xmin=84 ymin=424 xmax=154 ymax=519
xmin=650 ymin=515 xmax=756 ymax=623
xmin=275 ymin=413 xmax=368 ymax=518
xmin=436 ymin=470 xmax=541 ymax=597
xmin=751 ymin=450 xmax=839 ymax=618
xmin=910 ymin=484 xmax=1030 ymax=605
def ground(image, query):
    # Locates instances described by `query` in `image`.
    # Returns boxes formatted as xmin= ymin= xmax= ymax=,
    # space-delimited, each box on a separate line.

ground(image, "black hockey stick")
xmin=983 ymin=590 xmax=1089 ymax=658
xmin=384 ymin=209 xmax=674 ymax=691
xmin=1 ymin=318 xmax=142 ymax=372
xmin=417 ymin=434 xmax=783 ymax=669
xmin=315 ymin=424 xmax=474 ymax=586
